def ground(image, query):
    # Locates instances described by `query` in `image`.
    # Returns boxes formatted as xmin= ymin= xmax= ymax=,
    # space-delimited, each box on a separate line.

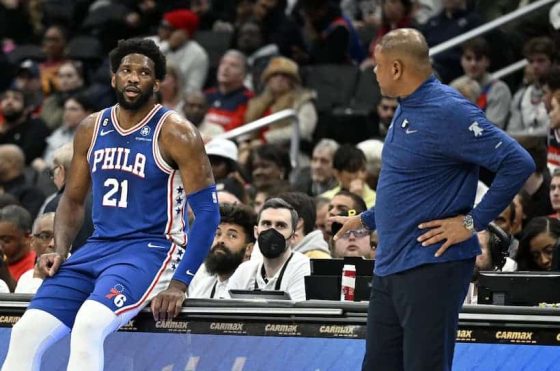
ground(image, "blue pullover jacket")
xmin=361 ymin=75 xmax=535 ymax=276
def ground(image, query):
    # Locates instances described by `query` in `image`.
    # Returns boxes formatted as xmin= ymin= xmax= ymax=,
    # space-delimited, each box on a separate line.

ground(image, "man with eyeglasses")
xmin=332 ymin=227 xmax=375 ymax=259
xmin=15 ymin=212 xmax=55 ymax=294
xmin=188 ymin=203 xmax=256 ymax=298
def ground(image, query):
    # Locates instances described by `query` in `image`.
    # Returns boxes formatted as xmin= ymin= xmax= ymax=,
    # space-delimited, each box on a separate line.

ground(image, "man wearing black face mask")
xmin=188 ymin=203 xmax=256 ymax=299
xmin=0 ymin=88 xmax=50 ymax=165
xmin=226 ymin=198 xmax=311 ymax=301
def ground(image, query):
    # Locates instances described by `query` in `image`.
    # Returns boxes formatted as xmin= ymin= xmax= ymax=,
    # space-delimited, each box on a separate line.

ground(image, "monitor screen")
xmin=477 ymin=271 xmax=560 ymax=306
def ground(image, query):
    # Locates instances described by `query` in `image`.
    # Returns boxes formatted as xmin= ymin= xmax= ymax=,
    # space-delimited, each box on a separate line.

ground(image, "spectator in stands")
xmin=549 ymin=169 xmax=560 ymax=220
xmin=356 ymin=139 xmax=384 ymax=191
xmin=321 ymin=144 xmax=376 ymax=208
xmin=15 ymin=212 xmax=55 ymax=294
xmin=205 ymin=138 xmax=248 ymax=204
xmin=40 ymin=60 xmax=86 ymax=130
xmin=12 ymin=60 xmax=43 ymax=115
xmin=0 ymin=0 xmax=34 ymax=45
xmin=293 ymin=139 xmax=339 ymax=197
xmin=362 ymin=0 xmax=415 ymax=69
xmin=548 ymin=90 xmax=560 ymax=172
xmin=253 ymin=0 xmax=307 ymax=63
xmin=451 ymin=77 xmax=480 ymax=103
xmin=159 ymin=9 xmax=209 ymax=94
xmin=34 ymin=93 xmax=94 ymax=172
xmin=331 ymin=226 xmax=375 ymax=259
xmin=326 ymin=190 xmax=368 ymax=239
xmin=0 ymin=88 xmax=50 ymax=165
xmin=278 ymin=192 xmax=331 ymax=258
xmin=182 ymin=91 xmax=208 ymax=127
xmin=234 ymin=19 xmax=279 ymax=92
xmin=517 ymin=136 xmax=554 ymax=222
xmin=508 ymin=37 xmax=554 ymax=136
xmin=218 ymin=190 xmax=243 ymax=205
xmin=226 ymin=198 xmax=311 ymax=301
xmin=189 ymin=203 xmax=256 ymax=298
xmin=421 ymin=0 xmax=482 ymax=83
xmin=493 ymin=201 xmax=520 ymax=259
xmin=0 ymin=144 xmax=45 ymax=219
xmin=374 ymin=96 xmax=398 ymax=138
xmin=39 ymin=24 xmax=69 ymax=96
xmin=0 ymin=205 xmax=36 ymax=288
xmin=315 ymin=196 xmax=330 ymax=242
xmin=203 ymin=50 xmax=253 ymax=135
xmin=517 ymin=216 xmax=560 ymax=271
xmin=299 ymin=0 xmax=366 ymax=64
xmin=543 ymin=65 xmax=560 ymax=111
xmin=248 ymin=143 xmax=291 ymax=193
xmin=245 ymin=57 xmax=317 ymax=151
xmin=450 ymin=37 xmax=512 ymax=129
xmin=158 ymin=63 xmax=184 ymax=112
xmin=39 ymin=143 xmax=93 ymax=251
xmin=252 ymin=181 xmax=294 ymax=214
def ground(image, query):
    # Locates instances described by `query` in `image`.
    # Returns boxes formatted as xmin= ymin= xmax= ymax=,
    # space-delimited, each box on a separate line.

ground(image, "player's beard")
xmin=205 ymin=244 xmax=246 ymax=276
xmin=115 ymin=85 xmax=154 ymax=110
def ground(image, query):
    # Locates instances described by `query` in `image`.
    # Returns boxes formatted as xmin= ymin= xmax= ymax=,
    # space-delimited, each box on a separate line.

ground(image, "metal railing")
xmin=492 ymin=59 xmax=529 ymax=81
xmin=429 ymin=0 xmax=556 ymax=57
xmin=215 ymin=109 xmax=300 ymax=170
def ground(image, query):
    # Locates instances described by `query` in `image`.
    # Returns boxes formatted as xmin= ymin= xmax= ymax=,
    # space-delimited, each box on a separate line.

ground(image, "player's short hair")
xmin=109 ymin=38 xmax=166 ymax=80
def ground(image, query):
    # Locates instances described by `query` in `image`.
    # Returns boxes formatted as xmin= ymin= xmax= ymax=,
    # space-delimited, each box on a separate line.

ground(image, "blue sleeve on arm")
xmin=470 ymin=142 xmax=535 ymax=230
xmin=440 ymin=108 xmax=535 ymax=230
xmin=361 ymin=208 xmax=376 ymax=230
xmin=173 ymin=184 xmax=220 ymax=286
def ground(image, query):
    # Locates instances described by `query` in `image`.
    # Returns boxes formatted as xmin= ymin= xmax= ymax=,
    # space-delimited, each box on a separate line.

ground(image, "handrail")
xmin=491 ymin=59 xmax=528 ymax=81
xmin=215 ymin=109 xmax=300 ymax=170
xmin=429 ymin=0 xmax=556 ymax=57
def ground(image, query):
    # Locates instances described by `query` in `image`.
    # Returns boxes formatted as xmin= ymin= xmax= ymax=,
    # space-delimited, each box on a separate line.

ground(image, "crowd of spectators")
xmin=1 ymin=0 xmax=560 ymax=305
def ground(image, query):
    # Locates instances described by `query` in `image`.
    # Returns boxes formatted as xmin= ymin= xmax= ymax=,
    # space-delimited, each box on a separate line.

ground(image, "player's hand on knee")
xmin=418 ymin=215 xmax=474 ymax=257
xmin=37 ymin=252 xmax=64 ymax=277
xmin=151 ymin=281 xmax=187 ymax=321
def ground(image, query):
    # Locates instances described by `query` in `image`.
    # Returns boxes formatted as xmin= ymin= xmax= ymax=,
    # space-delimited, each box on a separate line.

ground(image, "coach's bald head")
xmin=373 ymin=28 xmax=433 ymax=98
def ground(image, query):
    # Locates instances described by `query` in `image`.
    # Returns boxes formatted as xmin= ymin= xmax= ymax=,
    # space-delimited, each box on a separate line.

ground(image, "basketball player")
xmin=1 ymin=38 xmax=220 ymax=371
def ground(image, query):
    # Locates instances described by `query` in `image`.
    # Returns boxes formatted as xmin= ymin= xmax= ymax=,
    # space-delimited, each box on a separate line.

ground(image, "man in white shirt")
xmin=227 ymin=198 xmax=310 ymax=301
xmin=188 ymin=204 xmax=256 ymax=298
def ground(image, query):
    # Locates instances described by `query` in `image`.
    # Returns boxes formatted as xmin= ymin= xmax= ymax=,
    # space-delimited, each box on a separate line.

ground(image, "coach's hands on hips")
xmin=417 ymin=215 xmax=474 ymax=257
xmin=329 ymin=215 xmax=363 ymax=241
xmin=37 ymin=252 xmax=64 ymax=277
xmin=151 ymin=280 xmax=187 ymax=321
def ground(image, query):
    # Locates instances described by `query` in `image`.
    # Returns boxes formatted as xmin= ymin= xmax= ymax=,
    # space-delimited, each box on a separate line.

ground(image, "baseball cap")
xmin=162 ymin=9 xmax=199 ymax=36
xmin=205 ymin=138 xmax=238 ymax=162
xmin=17 ymin=59 xmax=40 ymax=78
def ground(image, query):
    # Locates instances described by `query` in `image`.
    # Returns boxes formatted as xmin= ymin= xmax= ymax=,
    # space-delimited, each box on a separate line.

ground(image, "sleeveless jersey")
xmin=87 ymin=104 xmax=187 ymax=245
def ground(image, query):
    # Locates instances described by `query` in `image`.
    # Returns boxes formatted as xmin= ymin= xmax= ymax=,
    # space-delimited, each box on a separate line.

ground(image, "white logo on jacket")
xmin=469 ymin=122 xmax=483 ymax=137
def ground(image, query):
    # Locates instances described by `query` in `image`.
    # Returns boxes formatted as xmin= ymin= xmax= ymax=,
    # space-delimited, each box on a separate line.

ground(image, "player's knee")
xmin=72 ymin=314 xmax=102 ymax=338
xmin=11 ymin=315 xmax=38 ymax=343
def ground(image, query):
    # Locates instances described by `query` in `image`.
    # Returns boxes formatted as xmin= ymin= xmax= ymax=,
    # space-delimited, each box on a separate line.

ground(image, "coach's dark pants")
xmin=362 ymin=258 xmax=475 ymax=371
